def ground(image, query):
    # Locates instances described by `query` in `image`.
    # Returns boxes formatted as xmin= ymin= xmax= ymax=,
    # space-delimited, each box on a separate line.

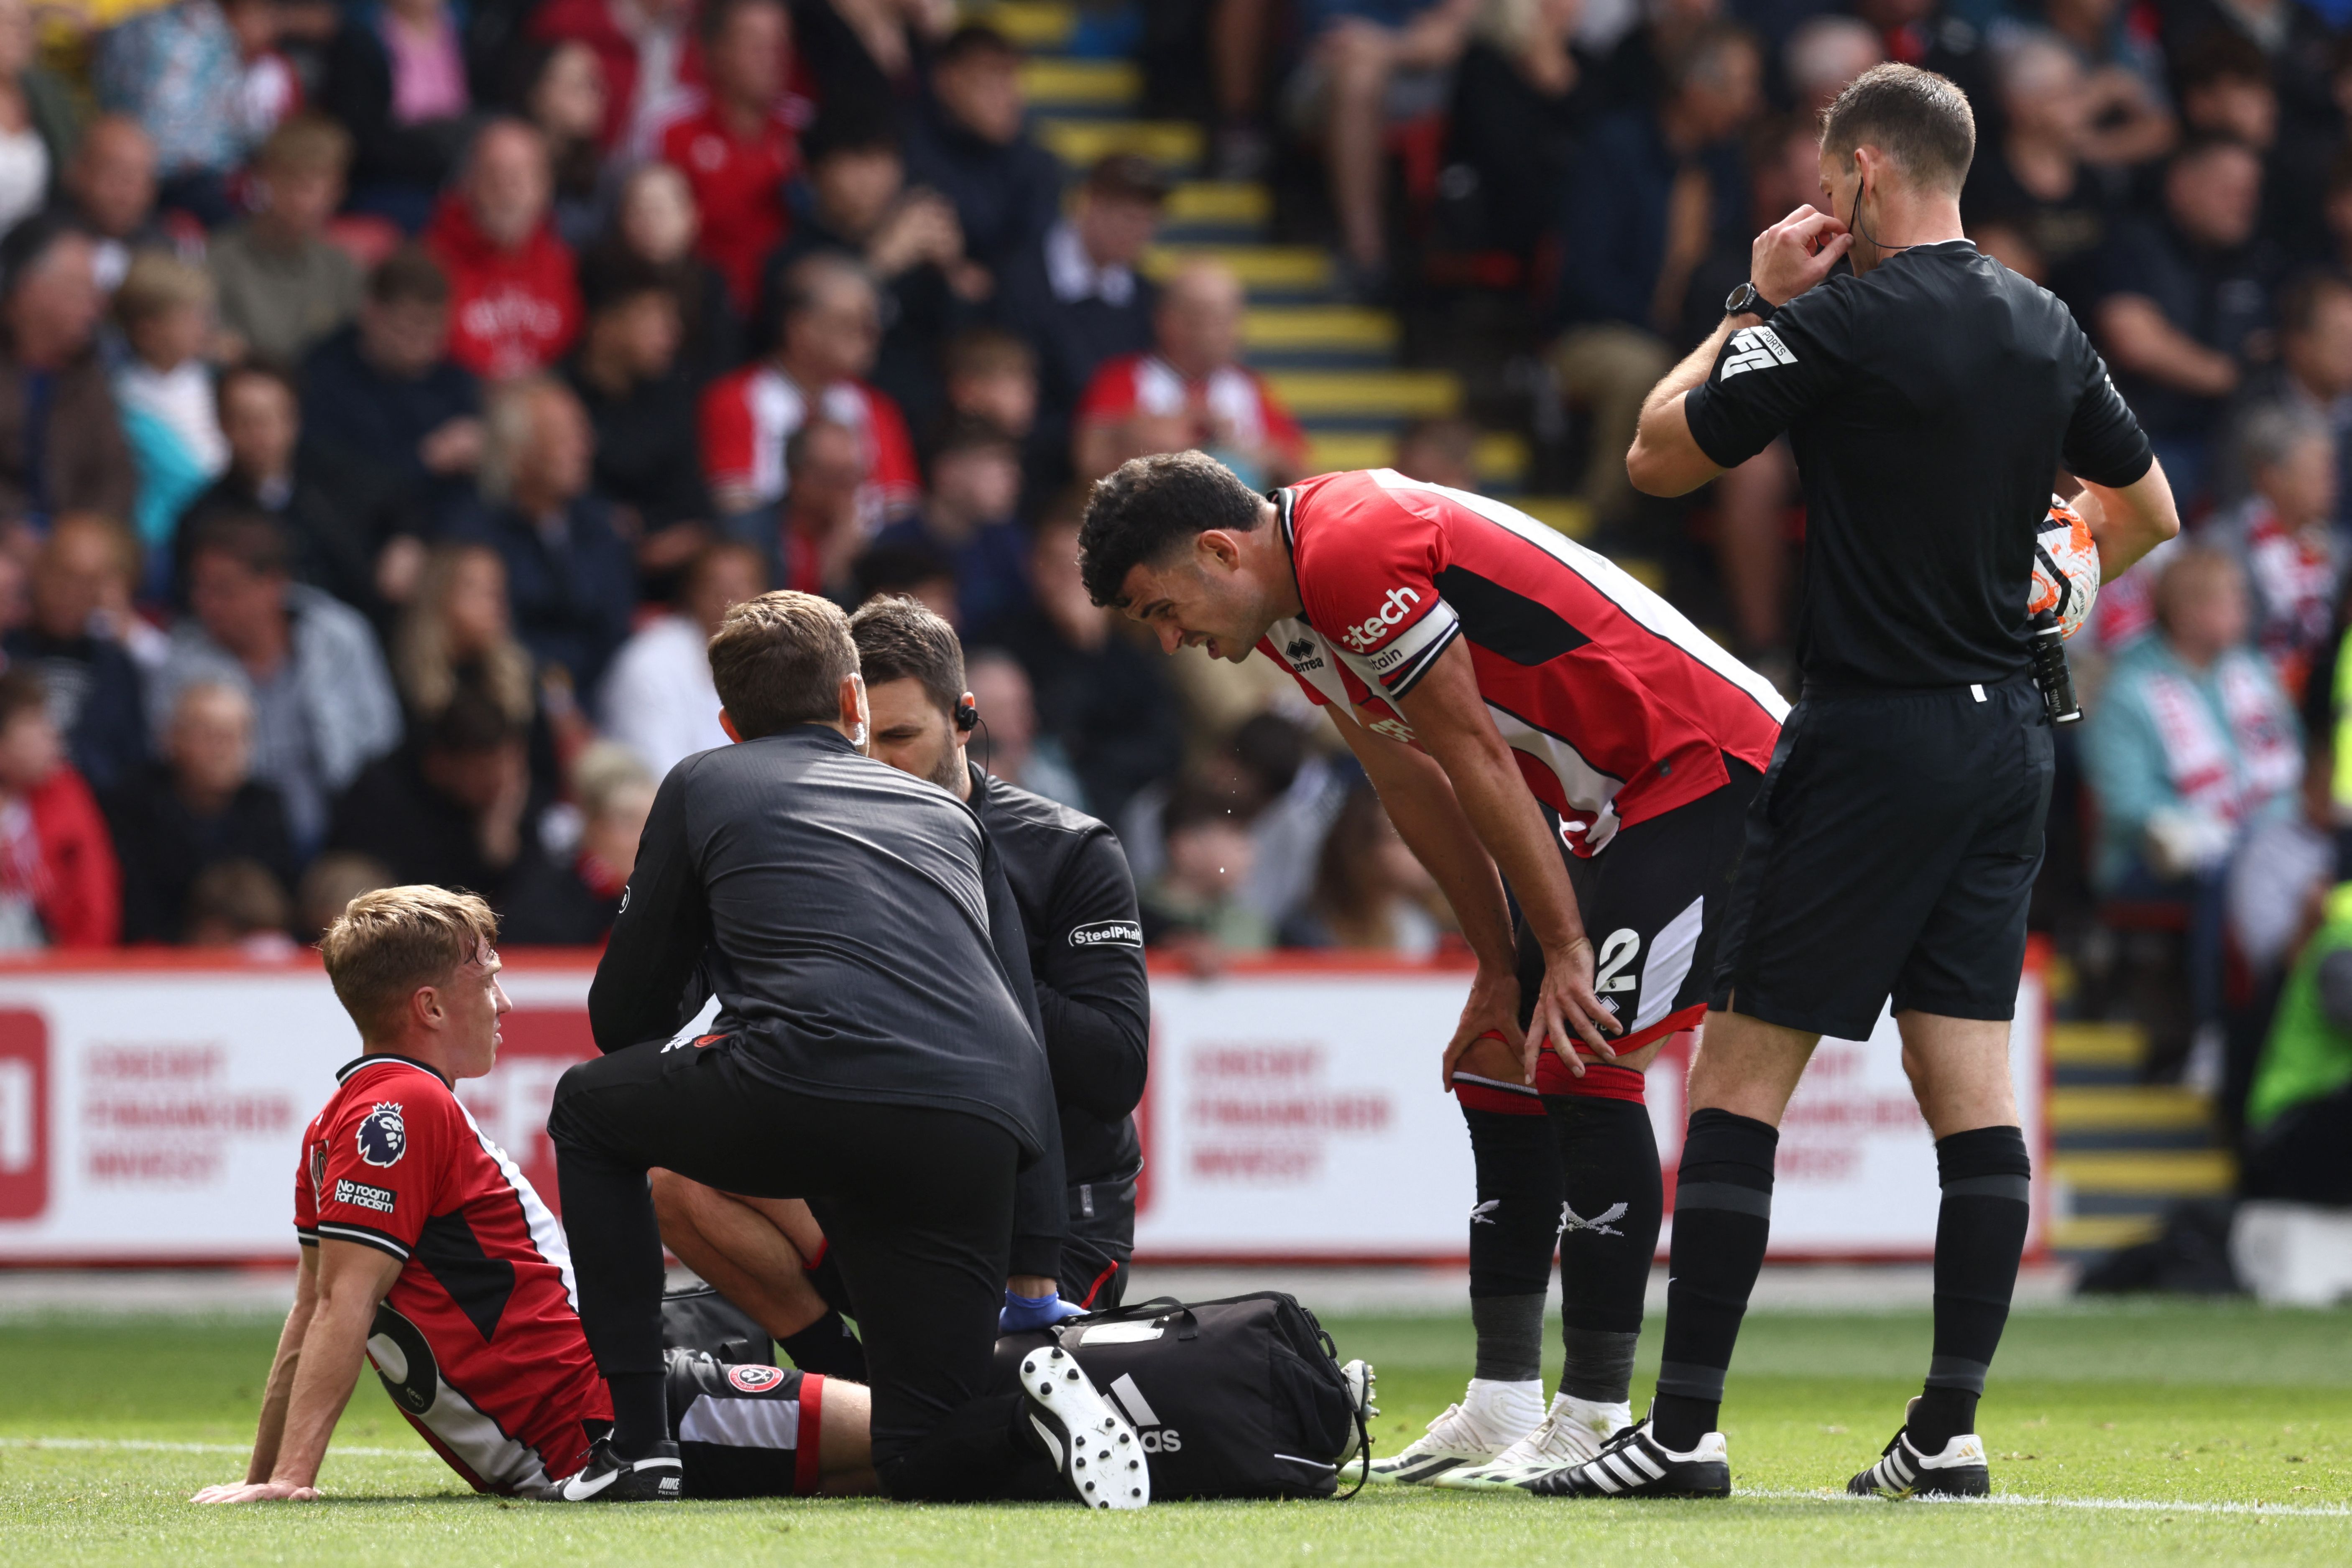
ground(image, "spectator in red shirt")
xmin=0 ymin=668 xmax=121 ymax=949
xmin=424 ymin=119 xmax=582 ymax=380
xmin=653 ymin=0 xmax=802 ymax=315
xmin=1074 ymin=258 xmax=1308 ymax=489
xmin=700 ymin=251 xmax=918 ymax=534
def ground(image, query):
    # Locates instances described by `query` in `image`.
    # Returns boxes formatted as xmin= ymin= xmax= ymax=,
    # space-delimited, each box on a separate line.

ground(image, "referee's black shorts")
xmin=1708 ymin=672 xmax=2053 ymax=1041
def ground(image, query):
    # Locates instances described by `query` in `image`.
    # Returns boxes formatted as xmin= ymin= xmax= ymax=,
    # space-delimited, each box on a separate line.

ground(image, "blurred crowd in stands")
xmin=0 ymin=0 xmax=2346 ymax=1173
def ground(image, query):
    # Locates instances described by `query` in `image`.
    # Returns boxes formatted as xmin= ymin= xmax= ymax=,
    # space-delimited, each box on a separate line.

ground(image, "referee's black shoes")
xmin=1846 ymin=1397 xmax=1991 ymax=1499
xmin=556 ymin=1438 xmax=684 ymax=1501
xmin=1019 ymin=1346 xmax=1151 ymax=1510
xmin=1438 ymin=1417 xmax=1730 ymax=1499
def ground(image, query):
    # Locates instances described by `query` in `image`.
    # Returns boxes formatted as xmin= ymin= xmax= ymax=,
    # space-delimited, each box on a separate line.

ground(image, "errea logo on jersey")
xmin=1340 ymin=587 xmax=1422 ymax=651
xmin=1719 ymin=325 xmax=1796 ymax=380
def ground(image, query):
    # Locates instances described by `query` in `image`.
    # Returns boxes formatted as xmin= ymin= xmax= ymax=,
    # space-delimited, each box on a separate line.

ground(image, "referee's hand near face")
xmin=1585 ymin=63 xmax=2182 ymax=1494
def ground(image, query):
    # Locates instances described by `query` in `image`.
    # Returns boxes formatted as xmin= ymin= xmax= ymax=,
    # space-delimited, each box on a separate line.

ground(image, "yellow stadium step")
xmin=1037 ymin=118 xmax=1204 ymax=170
xmin=1476 ymin=432 xmax=1530 ymax=487
xmin=1516 ymin=496 xmax=1596 ymax=540
xmin=1245 ymin=306 xmax=1397 ymax=355
xmin=1300 ymin=431 xmax=1525 ymax=489
xmin=975 ymin=0 xmax=1075 ymax=48
xmin=2049 ymin=1022 xmax=2145 ymax=1070
xmin=1020 ymin=57 xmax=1140 ymax=112
xmin=2051 ymin=1149 xmax=2235 ymax=1196
xmin=1168 ymin=181 xmax=1271 ymax=229
xmin=1144 ymin=244 xmax=1333 ymax=293
xmin=1616 ymin=557 xmax=1666 ymax=594
xmin=2052 ymin=1214 xmax=2163 ymax=1252
xmin=1264 ymin=370 xmax=1462 ymax=419
xmin=2049 ymin=1085 xmax=2214 ymax=1133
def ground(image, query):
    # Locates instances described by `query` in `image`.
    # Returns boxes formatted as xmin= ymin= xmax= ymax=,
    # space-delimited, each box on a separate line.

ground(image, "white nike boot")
xmin=1350 ymin=1377 xmax=1543 ymax=1485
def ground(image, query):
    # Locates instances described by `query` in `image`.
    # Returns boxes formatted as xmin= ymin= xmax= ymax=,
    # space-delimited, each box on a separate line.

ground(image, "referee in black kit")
xmin=1499 ymin=66 xmax=2181 ymax=1502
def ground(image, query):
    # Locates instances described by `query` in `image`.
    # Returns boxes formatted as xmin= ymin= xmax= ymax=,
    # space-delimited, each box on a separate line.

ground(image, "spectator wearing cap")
xmin=903 ymin=24 xmax=1062 ymax=281
xmin=93 ymin=0 xmax=252 ymax=225
xmin=51 ymin=115 xmax=166 ymax=297
xmin=0 ymin=217 xmax=134 ymax=528
xmin=3 ymin=515 xmax=148 ymax=795
xmin=998 ymin=153 xmax=1166 ymax=487
xmin=599 ymin=539 xmax=764 ymax=777
xmin=581 ymin=161 xmax=740 ymax=382
xmin=300 ymin=247 xmax=483 ymax=527
xmin=0 ymin=0 xmax=83 ymax=237
xmin=151 ymin=509 xmax=402 ymax=855
xmin=1552 ymin=20 xmax=1758 ymax=533
xmin=448 ymin=375 xmax=635 ymax=697
xmin=424 ymin=119 xmax=582 ymax=380
xmin=2210 ymin=404 xmax=2342 ymax=700
xmin=105 ymin=678 xmax=296 ymax=944
xmin=0 ymin=668 xmax=118 ymax=948
xmin=873 ymin=417 xmax=1032 ymax=633
xmin=650 ymin=0 xmax=803 ymax=315
xmin=564 ymin=258 xmax=711 ymax=582
xmin=700 ymin=250 xmax=919 ymax=533
xmin=318 ymin=0 xmax=473 ymax=229
xmin=760 ymin=105 xmax=985 ymax=437
xmin=186 ymin=362 xmax=414 ymax=628
xmin=1286 ymin=0 xmax=1480 ymax=298
xmin=500 ymin=740 xmax=654 ymax=943
xmin=2094 ymin=135 xmax=2276 ymax=508
xmin=208 ymin=116 xmax=363 ymax=369
xmin=1075 ymin=257 xmax=1308 ymax=490
xmin=111 ymin=251 xmax=227 ymax=566
xmin=324 ymin=686 xmax=544 ymax=907
xmin=531 ymin=0 xmax=697 ymax=154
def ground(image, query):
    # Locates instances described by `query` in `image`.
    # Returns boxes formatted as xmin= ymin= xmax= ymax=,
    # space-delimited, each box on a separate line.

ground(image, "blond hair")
xmin=113 ymin=250 xmax=212 ymax=328
xmin=394 ymin=543 xmax=536 ymax=727
xmin=320 ymin=885 xmax=499 ymax=1040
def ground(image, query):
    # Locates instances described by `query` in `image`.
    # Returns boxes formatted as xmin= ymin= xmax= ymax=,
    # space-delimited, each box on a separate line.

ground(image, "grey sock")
xmin=1471 ymin=1293 xmax=1547 ymax=1382
xmin=1560 ymin=1326 xmax=1640 ymax=1403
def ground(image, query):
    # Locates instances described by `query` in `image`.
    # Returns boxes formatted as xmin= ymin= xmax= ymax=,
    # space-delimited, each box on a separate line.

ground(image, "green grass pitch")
xmin=2 ymin=1301 xmax=2347 ymax=1566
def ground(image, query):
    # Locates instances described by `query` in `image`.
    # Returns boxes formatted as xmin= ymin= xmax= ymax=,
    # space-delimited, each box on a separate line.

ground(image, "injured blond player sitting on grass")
xmin=193 ymin=885 xmax=877 ymax=1504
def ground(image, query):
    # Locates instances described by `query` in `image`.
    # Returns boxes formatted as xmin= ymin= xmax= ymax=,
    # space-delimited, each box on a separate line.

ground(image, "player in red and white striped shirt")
xmin=193 ymin=887 xmax=876 ymax=1506
xmin=1080 ymin=454 xmax=1787 ymax=1479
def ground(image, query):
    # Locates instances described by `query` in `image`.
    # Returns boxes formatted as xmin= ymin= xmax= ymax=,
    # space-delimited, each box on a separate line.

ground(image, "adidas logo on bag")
xmin=1108 ymin=1373 xmax=1181 ymax=1453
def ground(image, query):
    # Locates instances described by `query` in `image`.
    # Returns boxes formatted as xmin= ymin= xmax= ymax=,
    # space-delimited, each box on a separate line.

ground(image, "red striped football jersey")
xmin=295 ymin=1055 xmax=610 ymax=1497
xmin=1256 ymin=470 xmax=1788 ymax=853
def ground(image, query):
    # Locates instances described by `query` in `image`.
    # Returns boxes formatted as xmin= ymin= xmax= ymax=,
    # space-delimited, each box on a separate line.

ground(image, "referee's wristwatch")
xmin=1725 ymin=282 xmax=1776 ymax=323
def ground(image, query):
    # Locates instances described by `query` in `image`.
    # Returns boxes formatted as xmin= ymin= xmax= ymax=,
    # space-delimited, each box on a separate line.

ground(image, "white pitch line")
xmin=3 ymin=1437 xmax=437 ymax=1461
xmin=1739 ymin=1486 xmax=2352 ymax=1520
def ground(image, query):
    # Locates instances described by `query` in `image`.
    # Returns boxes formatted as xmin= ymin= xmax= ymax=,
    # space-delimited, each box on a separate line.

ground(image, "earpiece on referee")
xmin=955 ymin=696 xmax=979 ymax=733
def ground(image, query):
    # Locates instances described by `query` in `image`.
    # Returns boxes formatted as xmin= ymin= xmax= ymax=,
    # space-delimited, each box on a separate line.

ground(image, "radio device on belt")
xmin=2027 ymin=609 xmax=2081 ymax=724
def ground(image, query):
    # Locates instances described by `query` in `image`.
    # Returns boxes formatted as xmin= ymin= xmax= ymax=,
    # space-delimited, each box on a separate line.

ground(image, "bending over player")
xmin=193 ymin=887 xmax=876 ymax=1504
xmin=1080 ymin=454 xmax=1788 ymax=1484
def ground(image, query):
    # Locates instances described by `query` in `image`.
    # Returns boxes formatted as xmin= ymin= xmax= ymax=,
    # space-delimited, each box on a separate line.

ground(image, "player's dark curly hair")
xmin=1078 ymin=451 xmax=1266 ymax=608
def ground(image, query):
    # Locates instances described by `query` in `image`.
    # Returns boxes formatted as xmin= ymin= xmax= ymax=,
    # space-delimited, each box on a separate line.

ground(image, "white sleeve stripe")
xmin=1381 ymin=618 xmax=1462 ymax=698
xmin=314 ymin=1221 xmax=410 ymax=1261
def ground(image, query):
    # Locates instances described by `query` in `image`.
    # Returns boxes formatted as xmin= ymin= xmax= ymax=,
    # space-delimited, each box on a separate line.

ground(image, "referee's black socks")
xmin=1912 ymin=1125 xmax=2031 ymax=1452
xmin=1652 ymin=1109 xmax=1777 ymax=1452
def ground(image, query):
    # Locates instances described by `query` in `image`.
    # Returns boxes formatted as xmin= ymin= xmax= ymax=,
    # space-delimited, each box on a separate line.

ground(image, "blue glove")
xmin=1000 ymin=1288 xmax=1087 ymax=1333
